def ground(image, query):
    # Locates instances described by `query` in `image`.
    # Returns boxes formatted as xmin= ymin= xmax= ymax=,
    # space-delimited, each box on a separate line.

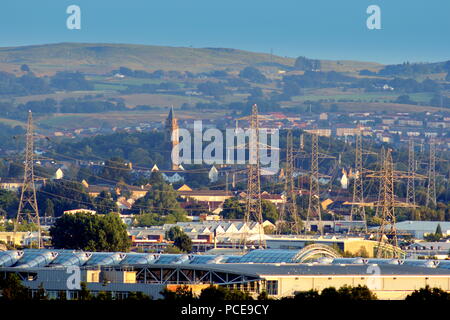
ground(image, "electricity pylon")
xmin=278 ymin=130 xmax=301 ymax=234
xmin=366 ymin=149 xmax=420 ymax=258
xmin=376 ymin=149 xmax=397 ymax=257
xmin=15 ymin=111 xmax=41 ymax=248
xmin=426 ymin=139 xmax=436 ymax=207
xmin=243 ymin=104 xmax=265 ymax=248
xmin=374 ymin=147 xmax=385 ymax=218
xmin=306 ymin=132 xmax=321 ymax=234
xmin=350 ymin=130 xmax=367 ymax=232
xmin=303 ymin=131 xmax=335 ymax=234
xmin=406 ymin=139 xmax=416 ymax=206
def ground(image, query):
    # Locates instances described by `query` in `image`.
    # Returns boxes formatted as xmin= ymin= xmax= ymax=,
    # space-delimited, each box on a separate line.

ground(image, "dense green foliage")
xmin=0 ymin=273 xmax=29 ymax=300
xmin=294 ymin=56 xmax=322 ymax=71
xmin=52 ymin=132 xmax=167 ymax=168
xmin=49 ymin=212 xmax=130 ymax=251
xmin=133 ymin=172 xmax=187 ymax=217
xmin=37 ymin=180 xmax=93 ymax=217
xmin=405 ymin=285 xmax=450 ymax=302
xmin=221 ymin=198 xmax=278 ymax=223
xmin=293 ymin=285 xmax=377 ymax=301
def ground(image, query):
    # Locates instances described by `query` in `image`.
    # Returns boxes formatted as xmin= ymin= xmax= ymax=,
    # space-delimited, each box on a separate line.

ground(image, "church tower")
xmin=166 ymin=106 xmax=180 ymax=170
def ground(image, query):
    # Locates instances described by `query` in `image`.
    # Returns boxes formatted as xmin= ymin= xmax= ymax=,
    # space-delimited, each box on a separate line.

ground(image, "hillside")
xmin=0 ymin=42 xmax=383 ymax=75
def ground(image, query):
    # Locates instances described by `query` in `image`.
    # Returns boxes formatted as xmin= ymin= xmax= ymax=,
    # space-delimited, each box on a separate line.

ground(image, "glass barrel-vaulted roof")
xmin=189 ymin=255 xmax=218 ymax=264
xmin=437 ymin=261 xmax=450 ymax=269
xmin=14 ymin=250 xmax=57 ymax=268
xmin=238 ymin=249 xmax=302 ymax=263
xmin=154 ymin=254 xmax=186 ymax=264
xmin=50 ymin=251 xmax=91 ymax=267
xmin=0 ymin=251 xmax=23 ymax=267
xmin=120 ymin=253 xmax=157 ymax=265
xmin=84 ymin=252 xmax=125 ymax=266
xmin=223 ymin=256 xmax=243 ymax=263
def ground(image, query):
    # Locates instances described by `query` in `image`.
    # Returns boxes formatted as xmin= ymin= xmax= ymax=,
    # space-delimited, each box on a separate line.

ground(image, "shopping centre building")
xmin=1 ymin=247 xmax=450 ymax=300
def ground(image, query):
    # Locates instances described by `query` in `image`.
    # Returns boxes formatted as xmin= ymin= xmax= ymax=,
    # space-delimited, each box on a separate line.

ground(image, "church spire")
xmin=166 ymin=105 xmax=180 ymax=171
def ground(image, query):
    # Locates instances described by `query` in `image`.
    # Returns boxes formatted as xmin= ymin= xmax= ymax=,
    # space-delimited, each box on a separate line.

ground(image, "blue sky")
xmin=0 ymin=0 xmax=449 ymax=64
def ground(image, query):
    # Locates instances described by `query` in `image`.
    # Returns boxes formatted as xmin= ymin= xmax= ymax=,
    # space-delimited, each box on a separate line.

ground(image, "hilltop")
xmin=0 ymin=42 xmax=383 ymax=75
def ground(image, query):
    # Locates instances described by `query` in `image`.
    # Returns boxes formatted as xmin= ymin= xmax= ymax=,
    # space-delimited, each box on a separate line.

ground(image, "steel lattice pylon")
xmin=243 ymin=104 xmax=265 ymax=248
xmin=306 ymin=132 xmax=322 ymax=234
xmin=406 ymin=139 xmax=416 ymax=206
xmin=15 ymin=111 xmax=41 ymax=248
xmin=350 ymin=131 xmax=367 ymax=232
xmin=278 ymin=130 xmax=301 ymax=234
xmin=374 ymin=147 xmax=385 ymax=218
xmin=426 ymin=139 xmax=436 ymax=207
xmin=376 ymin=149 xmax=398 ymax=258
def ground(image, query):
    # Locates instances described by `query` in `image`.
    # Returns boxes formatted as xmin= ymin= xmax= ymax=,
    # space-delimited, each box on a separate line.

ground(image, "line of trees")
xmin=1 ymin=277 xmax=449 ymax=302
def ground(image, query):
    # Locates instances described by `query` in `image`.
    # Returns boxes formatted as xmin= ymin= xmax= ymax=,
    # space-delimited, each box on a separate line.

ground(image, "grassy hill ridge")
xmin=0 ymin=42 xmax=383 ymax=74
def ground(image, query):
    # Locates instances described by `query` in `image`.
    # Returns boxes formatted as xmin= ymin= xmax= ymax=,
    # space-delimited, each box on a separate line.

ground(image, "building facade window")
xmin=266 ymin=280 xmax=278 ymax=295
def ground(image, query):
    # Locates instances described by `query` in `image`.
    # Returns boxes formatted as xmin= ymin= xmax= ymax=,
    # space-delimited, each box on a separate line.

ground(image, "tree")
xmin=37 ymin=180 xmax=93 ymax=217
xmin=257 ymin=290 xmax=270 ymax=300
xmin=34 ymin=283 xmax=48 ymax=300
xmin=197 ymin=82 xmax=227 ymax=98
xmin=20 ymin=64 xmax=30 ymax=72
xmin=50 ymin=71 xmax=93 ymax=91
xmin=435 ymin=224 xmax=443 ymax=238
xmin=294 ymin=289 xmax=320 ymax=301
xmin=239 ymin=67 xmax=267 ymax=83
xmin=424 ymin=224 xmax=444 ymax=242
xmin=100 ymin=157 xmax=131 ymax=183
xmin=0 ymin=273 xmax=29 ymax=300
xmin=199 ymin=285 xmax=227 ymax=301
xmin=406 ymin=285 xmax=450 ymax=302
xmin=95 ymin=291 xmax=113 ymax=301
xmin=78 ymin=281 xmax=93 ymax=301
xmin=294 ymin=56 xmax=321 ymax=71
xmin=49 ymin=212 xmax=130 ymax=251
xmin=94 ymin=191 xmax=118 ymax=214
xmin=126 ymin=291 xmax=152 ymax=301
xmin=44 ymin=199 xmax=54 ymax=218
xmin=221 ymin=198 xmax=244 ymax=219
xmin=174 ymin=233 xmax=192 ymax=253
xmin=261 ymin=199 xmax=278 ymax=223
xmin=0 ymin=189 xmax=18 ymax=218
xmin=161 ymin=285 xmax=195 ymax=301
xmin=165 ymin=226 xmax=184 ymax=241
xmin=133 ymin=179 xmax=187 ymax=221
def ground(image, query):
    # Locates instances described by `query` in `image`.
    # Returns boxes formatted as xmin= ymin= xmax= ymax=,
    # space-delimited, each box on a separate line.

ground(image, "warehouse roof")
xmin=1 ymin=249 xmax=450 ymax=277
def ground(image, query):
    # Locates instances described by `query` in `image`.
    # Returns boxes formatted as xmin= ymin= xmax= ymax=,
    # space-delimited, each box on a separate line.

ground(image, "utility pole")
xmin=278 ymin=130 xmax=301 ymax=234
xmin=244 ymin=104 xmax=265 ymax=248
xmin=15 ymin=111 xmax=41 ymax=248
xmin=406 ymin=139 xmax=416 ymax=206
xmin=306 ymin=132 xmax=321 ymax=234
xmin=426 ymin=139 xmax=436 ymax=207
xmin=350 ymin=130 xmax=367 ymax=232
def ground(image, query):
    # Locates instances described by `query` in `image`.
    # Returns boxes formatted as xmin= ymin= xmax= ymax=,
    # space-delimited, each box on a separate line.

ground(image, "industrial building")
xmin=1 ymin=248 xmax=450 ymax=300
xmin=384 ymin=221 xmax=450 ymax=239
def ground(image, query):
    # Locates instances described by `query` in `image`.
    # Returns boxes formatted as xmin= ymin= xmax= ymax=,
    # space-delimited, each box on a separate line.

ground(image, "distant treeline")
xmin=361 ymin=61 xmax=450 ymax=77
xmin=0 ymin=70 xmax=92 ymax=97
xmin=0 ymin=96 xmax=127 ymax=120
